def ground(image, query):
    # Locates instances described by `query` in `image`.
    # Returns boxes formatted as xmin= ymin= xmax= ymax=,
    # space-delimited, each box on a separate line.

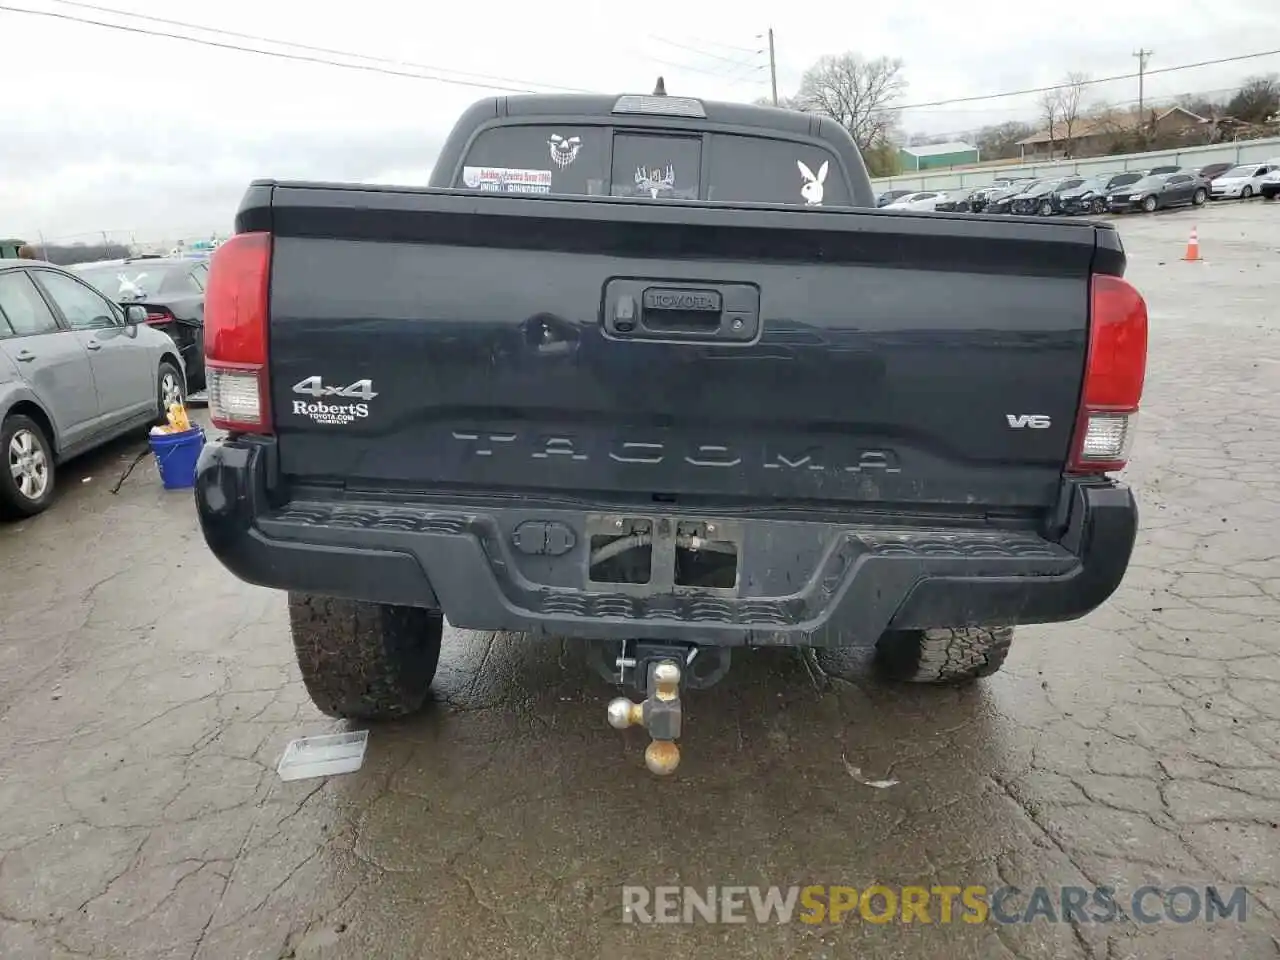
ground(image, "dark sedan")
xmin=934 ymin=186 xmax=988 ymax=212
xmin=1057 ymin=172 xmax=1144 ymax=215
xmin=984 ymin=180 xmax=1044 ymax=214
xmin=1105 ymin=172 xmax=1209 ymax=213
xmin=1010 ymin=178 xmax=1086 ymax=216
xmin=1195 ymin=161 xmax=1234 ymax=181
xmin=72 ymin=257 xmax=208 ymax=389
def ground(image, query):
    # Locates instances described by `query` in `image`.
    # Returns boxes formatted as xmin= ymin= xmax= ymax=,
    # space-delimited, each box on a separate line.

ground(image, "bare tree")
xmin=794 ymin=53 xmax=907 ymax=151
xmin=752 ymin=94 xmax=802 ymax=110
xmin=1059 ymin=72 xmax=1089 ymax=156
xmin=1039 ymin=88 xmax=1063 ymax=157
xmin=975 ymin=120 xmax=1036 ymax=161
xmin=1226 ymin=74 xmax=1280 ymax=123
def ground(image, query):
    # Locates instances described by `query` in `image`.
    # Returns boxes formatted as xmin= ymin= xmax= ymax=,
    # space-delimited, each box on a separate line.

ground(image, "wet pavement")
xmin=2 ymin=200 xmax=1279 ymax=959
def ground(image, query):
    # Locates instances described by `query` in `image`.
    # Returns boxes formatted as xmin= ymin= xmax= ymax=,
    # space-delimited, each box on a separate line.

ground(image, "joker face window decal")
xmin=548 ymin=134 xmax=582 ymax=169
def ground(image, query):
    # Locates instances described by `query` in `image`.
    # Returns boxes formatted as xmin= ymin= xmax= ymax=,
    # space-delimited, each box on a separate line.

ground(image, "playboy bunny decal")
xmin=797 ymin=159 xmax=829 ymax=206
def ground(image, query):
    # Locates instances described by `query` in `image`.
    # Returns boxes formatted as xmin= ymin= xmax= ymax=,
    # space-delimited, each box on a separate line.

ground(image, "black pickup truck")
xmin=195 ymin=88 xmax=1147 ymax=773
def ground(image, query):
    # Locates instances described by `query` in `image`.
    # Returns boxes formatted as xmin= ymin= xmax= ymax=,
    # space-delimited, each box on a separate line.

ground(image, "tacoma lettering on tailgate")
xmin=451 ymin=432 xmax=901 ymax=474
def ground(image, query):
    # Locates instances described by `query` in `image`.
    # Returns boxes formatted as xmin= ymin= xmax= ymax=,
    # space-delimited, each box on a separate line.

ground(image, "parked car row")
xmin=876 ymin=159 xmax=1280 ymax=217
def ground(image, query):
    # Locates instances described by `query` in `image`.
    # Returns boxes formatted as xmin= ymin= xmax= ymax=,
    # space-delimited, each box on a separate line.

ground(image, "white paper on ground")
xmin=842 ymin=753 xmax=900 ymax=789
xmin=277 ymin=730 xmax=369 ymax=781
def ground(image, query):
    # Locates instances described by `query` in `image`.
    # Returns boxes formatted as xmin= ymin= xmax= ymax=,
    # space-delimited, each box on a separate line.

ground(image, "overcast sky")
xmin=3 ymin=0 xmax=1275 ymax=241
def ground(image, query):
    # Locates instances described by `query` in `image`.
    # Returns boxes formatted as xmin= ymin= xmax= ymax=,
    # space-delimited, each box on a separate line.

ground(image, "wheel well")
xmin=4 ymin=400 xmax=58 ymax=457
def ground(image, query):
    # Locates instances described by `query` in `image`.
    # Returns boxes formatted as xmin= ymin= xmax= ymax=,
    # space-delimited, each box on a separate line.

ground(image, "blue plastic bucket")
xmin=150 ymin=426 xmax=205 ymax=490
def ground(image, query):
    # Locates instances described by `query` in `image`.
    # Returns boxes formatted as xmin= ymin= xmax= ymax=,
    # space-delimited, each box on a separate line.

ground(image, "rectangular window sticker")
xmin=462 ymin=166 xmax=553 ymax=194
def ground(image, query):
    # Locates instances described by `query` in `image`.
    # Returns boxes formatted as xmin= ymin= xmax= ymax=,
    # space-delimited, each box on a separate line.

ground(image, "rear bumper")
xmin=195 ymin=437 xmax=1139 ymax=647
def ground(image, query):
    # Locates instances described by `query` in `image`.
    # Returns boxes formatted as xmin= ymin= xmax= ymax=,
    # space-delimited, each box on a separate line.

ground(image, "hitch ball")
xmin=607 ymin=698 xmax=643 ymax=730
xmin=644 ymin=740 xmax=681 ymax=776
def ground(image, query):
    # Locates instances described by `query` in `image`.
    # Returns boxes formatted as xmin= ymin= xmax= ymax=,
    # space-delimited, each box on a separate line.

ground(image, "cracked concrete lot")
xmin=2 ymin=200 xmax=1279 ymax=959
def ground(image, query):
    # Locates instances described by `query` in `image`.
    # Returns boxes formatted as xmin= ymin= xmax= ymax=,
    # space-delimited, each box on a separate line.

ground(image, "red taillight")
xmin=1069 ymin=274 xmax=1148 ymax=474
xmin=145 ymin=307 xmax=173 ymax=324
xmin=204 ymin=232 xmax=271 ymax=433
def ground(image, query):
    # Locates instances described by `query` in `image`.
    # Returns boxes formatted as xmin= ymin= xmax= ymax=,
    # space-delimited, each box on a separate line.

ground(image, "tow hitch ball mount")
xmin=602 ymin=640 xmax=731 ymax=776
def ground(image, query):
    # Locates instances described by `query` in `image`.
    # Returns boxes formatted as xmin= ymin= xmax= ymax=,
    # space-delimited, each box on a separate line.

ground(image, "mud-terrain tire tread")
xmin=288 ymin=593 xmax=443 ymax=720
xmin=875 ymin=626 xmax=1013 ymax=684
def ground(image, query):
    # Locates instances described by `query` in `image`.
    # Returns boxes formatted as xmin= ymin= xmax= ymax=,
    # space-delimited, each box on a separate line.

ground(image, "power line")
xmin=650 ymin=34 xmax=763 ymax=68
xmin=893 ymin=47 xmax=1280 ymax=111
xmin=44 ymin=0 xmax=591 ymax=92
xmin=648 ymin=54 xmax=765 ymax=84
xmin=0 ymin=1 xmax=595 ymax=94
xmin=670 ymin=33 xmax=763 ymax=56
xmin=12 ymin=1 xmax=1275 ymax=118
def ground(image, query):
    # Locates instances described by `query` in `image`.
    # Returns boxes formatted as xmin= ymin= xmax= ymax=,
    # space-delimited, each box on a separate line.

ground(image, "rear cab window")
xmin=706 ymin=134 xmax=847 ymax=206
xmin=611 ymin=133 xmax=701 ymax=200
xmin=459 ymin=125 xmax=609 ymax=197
xmin=454 ymin=124 xmax=848 ymax=207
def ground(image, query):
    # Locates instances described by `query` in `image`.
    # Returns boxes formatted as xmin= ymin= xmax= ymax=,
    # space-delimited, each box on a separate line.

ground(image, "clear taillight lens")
xmin=207 ymin=367 xmax=263 ymax=428
xmin=1077 ymin=411 xmax=1137 ymax=465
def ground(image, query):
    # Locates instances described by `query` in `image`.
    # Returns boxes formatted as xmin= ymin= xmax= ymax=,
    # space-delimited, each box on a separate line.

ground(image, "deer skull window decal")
xmin=635 ymin=164 xmax=676 ymax=199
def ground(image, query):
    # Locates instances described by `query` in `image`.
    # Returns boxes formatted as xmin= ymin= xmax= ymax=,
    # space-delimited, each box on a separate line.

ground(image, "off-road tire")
xmin=874 ymin=626 xmax=1014 ymax=684
xmin=288 ymin=593 xmax=444 ymax=720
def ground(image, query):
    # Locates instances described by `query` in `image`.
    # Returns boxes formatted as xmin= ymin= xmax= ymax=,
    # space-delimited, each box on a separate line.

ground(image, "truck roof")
xmin=491 ymin=92 xmax=820 ymax=136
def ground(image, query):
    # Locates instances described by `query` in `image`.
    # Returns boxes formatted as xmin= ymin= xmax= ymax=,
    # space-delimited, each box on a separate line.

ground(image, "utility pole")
xmin=1133 ymin=48 xmax=1153 ymax=118
xmin=768 ymin=28 xmax=778 ymax=106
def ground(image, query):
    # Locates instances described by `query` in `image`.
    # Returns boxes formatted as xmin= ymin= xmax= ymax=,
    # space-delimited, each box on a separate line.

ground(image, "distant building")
xmin=898 ymin=141 xmax=980 ymax=171
xmin=1016 ymin=106 xmax=1209 ymax=161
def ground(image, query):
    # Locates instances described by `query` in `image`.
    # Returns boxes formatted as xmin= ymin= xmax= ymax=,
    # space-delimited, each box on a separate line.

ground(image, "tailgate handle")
xmin=641 ymin=287 xmax=723 ymax=329
xmin=605 ymin=280 xmax=760 ymax=343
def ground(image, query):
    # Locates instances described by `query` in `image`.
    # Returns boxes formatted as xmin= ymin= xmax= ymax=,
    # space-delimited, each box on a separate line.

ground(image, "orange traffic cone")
xmin=1182 ymin=226 xmax=1202 ymax=261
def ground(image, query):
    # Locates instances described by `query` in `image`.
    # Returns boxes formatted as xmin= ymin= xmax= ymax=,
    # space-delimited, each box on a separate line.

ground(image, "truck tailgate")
xmin=258 ymin=185 xmax=1104 ymax=511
